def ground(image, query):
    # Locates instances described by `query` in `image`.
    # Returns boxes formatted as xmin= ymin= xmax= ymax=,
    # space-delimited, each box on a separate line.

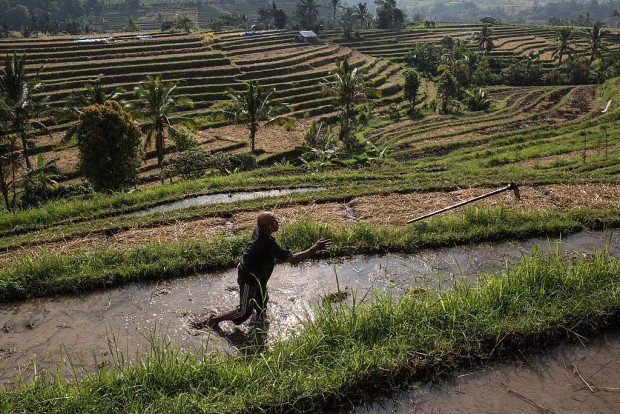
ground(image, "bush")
xmin=499 ymin=58 xmax=544 ymax=86
xmin=207 ymin=152 xmax=257 ymax=174
xmin=76 ymin=100 xmax=142 ymax=192
xmin=161 ymin=149 xmax=211 ymax=181
xmin=170 ymin=130 xmax=200 ymax=152
xmin=387 ymin=103 xmax=401 ymax=121
xmin=304 ymin=121 xmax=336 ymax=150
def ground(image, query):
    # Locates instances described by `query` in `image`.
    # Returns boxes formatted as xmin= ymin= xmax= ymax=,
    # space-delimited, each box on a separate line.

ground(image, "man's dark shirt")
xmin=238 ymin=227 xmax=291 ymax=287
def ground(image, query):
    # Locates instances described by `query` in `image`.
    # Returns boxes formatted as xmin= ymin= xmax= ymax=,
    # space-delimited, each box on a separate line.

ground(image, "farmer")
xmin=207 ymin=211 xmax=330 ymax=328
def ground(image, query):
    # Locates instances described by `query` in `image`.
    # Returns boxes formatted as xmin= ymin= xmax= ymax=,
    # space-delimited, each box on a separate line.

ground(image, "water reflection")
xmin=0 ymin=229 xmax=617 ymax=384
xmin=138 ymin=187 xmax=327 ymax=215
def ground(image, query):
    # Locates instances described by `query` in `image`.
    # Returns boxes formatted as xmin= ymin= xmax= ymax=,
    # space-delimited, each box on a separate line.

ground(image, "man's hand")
xmin=287 ymin=238 xmax=332 ymax=265
xmin=313 ymin=238 xmax=331 ymax=252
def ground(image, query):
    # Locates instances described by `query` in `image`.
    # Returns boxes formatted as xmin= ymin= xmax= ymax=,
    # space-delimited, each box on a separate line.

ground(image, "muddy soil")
xmin=355 ymin=327 xmax=620 ymax=414
xmin=1 ymin=230 xmax=618 ymax=388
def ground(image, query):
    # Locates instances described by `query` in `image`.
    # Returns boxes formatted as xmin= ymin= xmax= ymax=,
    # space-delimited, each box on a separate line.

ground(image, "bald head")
xmin=257 ymin=211 xmax=278 ymax=234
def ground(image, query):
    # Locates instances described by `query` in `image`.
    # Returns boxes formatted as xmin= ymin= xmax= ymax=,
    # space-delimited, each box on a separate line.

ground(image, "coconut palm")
xmin=0 ymin=53 xmax=50 ymax=170
xmin=0 ymin=101 xmax=21 ymax=210
xmin=354 ymin=2 xmax=371 ymax=28
xmin=463 ymin=50 xmax=480 ymax=87
xmin=340 ymin=7 xmax=356 ymax=38
xmin=214 ymin=81 xmax=294 ymax=153
xmin=476 ymin=25 xmax=495 ymax=55
xmin=321 ymin=56 xmax=379 ymax=146
xmin=297 ymin=0 xmax=321 ymax=29
xmin=331 ymin=0 xmax=341 ymax=26
xmin=132 ymin=75 xmax=196 ymax=171
xmin=587 ymin=23 xmax=608 ymax=63
xmin=551 ymin=27 xmax=575 ymax=66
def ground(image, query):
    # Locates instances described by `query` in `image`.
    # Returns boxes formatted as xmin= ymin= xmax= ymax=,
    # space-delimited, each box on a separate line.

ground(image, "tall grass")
xmin=0 ymin=207 xmax=583 ymax=302
xmin=1 ymin=247 xmax=618 ymax=413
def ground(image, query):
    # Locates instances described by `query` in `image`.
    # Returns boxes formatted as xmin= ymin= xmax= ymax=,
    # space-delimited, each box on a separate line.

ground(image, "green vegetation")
xmin=76 ymin=100 xmax=142 ymax=191
xmin=1 ymin=246 xmax=619 ymax=413
xmin=132 ymin=74 xmax=196 ymax=171
xmin=212 ymin=80 xmax=294 ymax=153
xmin=2 ymin=22 xmax=620 ymax=413
xmin=0 ymin=206 xmax=605 ymax=302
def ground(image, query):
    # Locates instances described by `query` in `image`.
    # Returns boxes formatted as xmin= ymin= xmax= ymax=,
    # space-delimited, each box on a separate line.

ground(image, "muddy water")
xmin=0 ymin=230 xmax=618 ymax=388
xmin=138 ymin=187 xmax=326 ymax=215
xmin=355 ymin=328 xmax=620 ymax=414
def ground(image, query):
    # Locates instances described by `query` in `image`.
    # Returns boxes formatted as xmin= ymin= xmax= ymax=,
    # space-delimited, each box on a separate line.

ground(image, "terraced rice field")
xmin=1 ymin=25 xmax=619 ymax=189
xmin=2 ymin=24 xmax=620 ymax=413
xmin=0 ymin=30 xmax=405 ymax=183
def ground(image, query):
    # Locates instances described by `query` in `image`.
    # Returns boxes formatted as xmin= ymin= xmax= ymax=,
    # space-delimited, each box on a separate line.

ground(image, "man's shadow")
xmin=188 ymin=313 xmax=269 ymax=355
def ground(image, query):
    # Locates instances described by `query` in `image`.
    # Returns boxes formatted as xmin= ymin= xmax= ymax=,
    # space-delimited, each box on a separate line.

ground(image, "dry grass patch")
xmin=0 ymin=217 xmax=228 ymax=265
xmin=232 ymin=202 xmax=349 ymax=232
xmin=349 ymin=184 xmax=620 ymax=226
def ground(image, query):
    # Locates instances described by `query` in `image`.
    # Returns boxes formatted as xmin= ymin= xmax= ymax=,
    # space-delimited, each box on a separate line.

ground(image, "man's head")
xmin=257 ymin=211 xmax=279 ymax=234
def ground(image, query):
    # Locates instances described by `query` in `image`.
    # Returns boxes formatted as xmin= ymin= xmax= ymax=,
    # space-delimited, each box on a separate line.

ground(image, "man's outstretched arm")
xmin=286 ymin=238 xmax=331 ymax=265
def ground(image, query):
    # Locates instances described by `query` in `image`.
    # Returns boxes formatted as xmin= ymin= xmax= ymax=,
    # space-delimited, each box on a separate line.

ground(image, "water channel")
xmin=138 ymin=187 xmax=326 ymax=215
xmin=0 ymin=229 xmax=618 ymax=411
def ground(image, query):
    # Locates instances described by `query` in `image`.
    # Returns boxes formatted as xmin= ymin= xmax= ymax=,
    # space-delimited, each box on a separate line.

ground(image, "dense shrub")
xmin=76 ymin=100 xmax=142 ymax=192
xmin=207 ymin=152 xmax=257 ymax=174
xmin=404 ymin=42 xmax=441 ymax=76
xmin=498 ymin=58 xmax=544 ymax=86
xmin=160 ymin=149 xmax=211 ymax=180
xmin=170 ymin=130 xmax=200 ymax=152
xmin=304 ymin=121 xmax=336 ymax=150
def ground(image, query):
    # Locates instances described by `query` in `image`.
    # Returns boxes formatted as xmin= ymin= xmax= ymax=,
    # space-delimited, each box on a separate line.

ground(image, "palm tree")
xmin=0 ymin=53 xmax=50 ymax=170
xmin=331 ymin=0 xmax=341 ymax=26
xmin=340 ymin=7 xmax=356 ymax=38
xmin=132 ymin=75 xmax=196 ymax=172
xmin=214 ymin=81 xmax=294 ymax=153
xmin=552 ymin=27 xmax=575 ymax=66
xmin=321 ymin=56 xmax=379 ymax=146
xmin=296 ymin=0 xmax=321 ymax=29
xmin=354 ymin=2 xmax=371 ymax=28
xmin=58 ymin=79 xmax=126 ymax=142
xmin=476 ymin=25 xmax=495 ymax=55
xmin=463 ymin=50 xmax=480 ymax=87
xmin=0 ymin=101 xmax=21 ymax=210
xmin=587 ymin=23 xmax=608 ymax=63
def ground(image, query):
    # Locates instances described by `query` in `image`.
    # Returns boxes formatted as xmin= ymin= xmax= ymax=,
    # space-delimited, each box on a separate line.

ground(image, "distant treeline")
xmin=415 ymin=0 xmax=620 ymax=27
xmin=0 ymin=0 xmax=104 ymax=35
xmin=3 ymin=0 xmax=620 ymax=37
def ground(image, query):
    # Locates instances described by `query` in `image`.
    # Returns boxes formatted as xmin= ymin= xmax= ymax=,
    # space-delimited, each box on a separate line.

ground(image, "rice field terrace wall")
xmin=2 ymin=25 xmax=620 ymax=188
xmin=0 ymin=29 xmax=406 ymax=185
xmin=331 ymin=24 xmax=620 ymax=65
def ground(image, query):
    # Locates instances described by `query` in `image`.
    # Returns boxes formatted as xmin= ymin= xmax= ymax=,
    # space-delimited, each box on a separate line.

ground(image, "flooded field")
xmin=0 ymin=229 xmax=618 ymax=404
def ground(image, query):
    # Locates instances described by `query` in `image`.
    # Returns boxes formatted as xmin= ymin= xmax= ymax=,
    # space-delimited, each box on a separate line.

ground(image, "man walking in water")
xmin=207 ymin=211 xmax=330 ymax=328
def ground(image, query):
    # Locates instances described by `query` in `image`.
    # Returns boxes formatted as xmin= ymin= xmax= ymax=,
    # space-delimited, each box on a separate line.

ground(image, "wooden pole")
xmin=406 ymin=182 xmax=520 ymax=224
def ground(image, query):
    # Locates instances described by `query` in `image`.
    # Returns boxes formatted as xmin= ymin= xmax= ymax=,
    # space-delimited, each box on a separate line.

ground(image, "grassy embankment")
xmin=2 ymin=205 xmax=617 ymax=302
xmin=0 ymin=245 xmax=618 ymax=413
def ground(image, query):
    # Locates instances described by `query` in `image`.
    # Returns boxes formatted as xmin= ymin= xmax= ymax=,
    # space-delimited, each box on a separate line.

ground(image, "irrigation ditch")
xmin=356 ymin=326 xmax=620 ymax=413
xmin=1 ymin=227 xmax=618 ymax=413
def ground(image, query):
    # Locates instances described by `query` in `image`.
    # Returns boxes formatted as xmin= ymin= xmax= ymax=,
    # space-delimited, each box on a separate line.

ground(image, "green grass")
xmin=1 ymin=244 xmax=619 ymax=413
xmin=0 ymin=206 xmax=598 ymax=302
